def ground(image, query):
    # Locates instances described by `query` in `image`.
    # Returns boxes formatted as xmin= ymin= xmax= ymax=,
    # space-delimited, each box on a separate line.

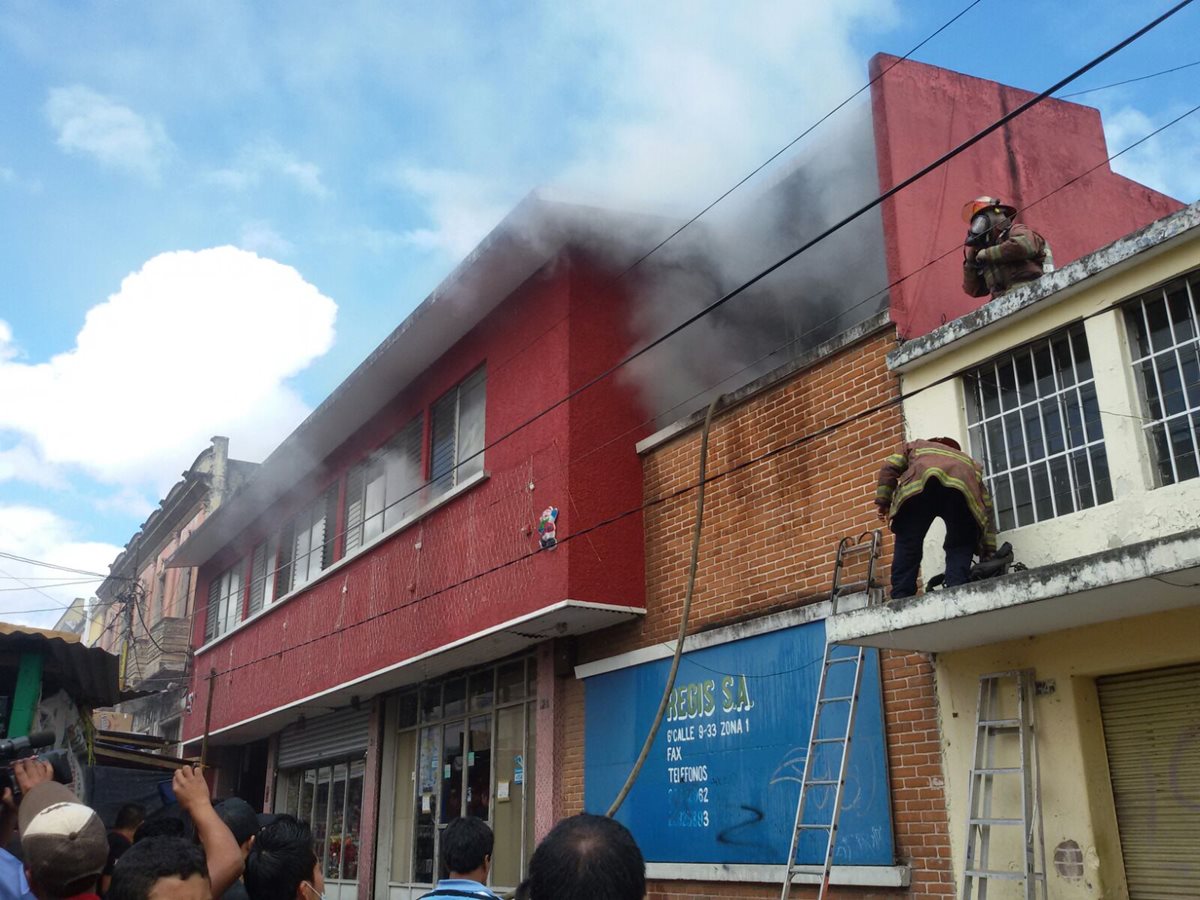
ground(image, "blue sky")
xmin=1 ymin=0 xmax=1197 ymax=626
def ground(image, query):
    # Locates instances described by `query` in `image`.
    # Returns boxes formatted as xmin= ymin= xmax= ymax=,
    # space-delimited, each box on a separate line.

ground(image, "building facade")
xmin=829 ymin=203 xmax=1200 ymax=899
xmin=96 ymin=437 xmax=255 ymax=743
xmin=170 ymin=54 xmax=1184 ymax=900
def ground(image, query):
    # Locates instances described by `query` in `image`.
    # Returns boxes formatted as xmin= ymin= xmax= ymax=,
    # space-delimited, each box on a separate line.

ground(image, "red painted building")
xmin=170 ymin=54 xmax=1181 ymax=900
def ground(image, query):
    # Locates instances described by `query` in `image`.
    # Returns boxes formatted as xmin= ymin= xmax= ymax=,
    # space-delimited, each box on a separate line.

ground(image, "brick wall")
xmin=565 ymin=325 xmax=955 ymax=898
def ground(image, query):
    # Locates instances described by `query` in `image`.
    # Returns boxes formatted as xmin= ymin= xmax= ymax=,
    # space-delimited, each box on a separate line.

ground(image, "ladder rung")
xmin=969 ymin=817 xmax=1023 ymax=826
xmin=978 ymin=718 xmax=1021 ymax=729
xmin=972 ymin=767 xmax=1023 ymax=775
xmin=804 ymin=779 xmax=840 ymax=786
xmin=825 ymin=656 xmax=859 ymax=666
xmin=792 ymin=823 xmax=832 ymax=831
xmin=811 ymin=737 xmax=845 ymax=745
xmin=964 ymin=870 xmax=1028 ymax=881
xmin=819 ymin=695 xmax=855 ymax=704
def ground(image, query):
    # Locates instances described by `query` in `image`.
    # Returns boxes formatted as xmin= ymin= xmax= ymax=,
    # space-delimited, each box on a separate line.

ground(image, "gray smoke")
xmin=617 ymin=100 xmax=888 ymax=424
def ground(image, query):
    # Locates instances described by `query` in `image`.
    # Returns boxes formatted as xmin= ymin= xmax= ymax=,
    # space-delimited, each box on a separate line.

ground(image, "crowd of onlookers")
xmin=0 ymin=757 xmax=646 ymax=900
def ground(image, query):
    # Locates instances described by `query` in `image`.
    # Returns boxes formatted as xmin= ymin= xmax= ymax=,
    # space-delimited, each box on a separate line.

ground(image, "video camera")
xmin=0 ymin=731 xmax=74 ymax=795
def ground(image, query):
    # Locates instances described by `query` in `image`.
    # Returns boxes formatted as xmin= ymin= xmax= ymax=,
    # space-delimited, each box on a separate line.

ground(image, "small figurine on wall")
xmin=538 ymin=506 xmax=559 ymax=550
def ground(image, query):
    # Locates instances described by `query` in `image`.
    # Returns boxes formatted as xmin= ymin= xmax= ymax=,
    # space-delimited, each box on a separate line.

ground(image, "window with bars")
xmin=1124 ymin=271 xmax=1200 ymax=487
xmin=964 ymin=323 xmax=1112 ymax=531
xmin=344 ymin=416 xmax=424 ymax=553
xmin=204 ymin=561 xmax=244 ymax=642
xmin=430 ymin=367 xmax=486 ymax=498
xmin=277 ymin=487 xmax=339 ymax=595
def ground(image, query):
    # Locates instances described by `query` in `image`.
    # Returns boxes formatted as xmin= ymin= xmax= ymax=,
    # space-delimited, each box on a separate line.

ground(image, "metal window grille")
xmin=1123 ymin=272 xmax=1200 ymax=486
xmin=965 ymin=322 xmax=1113 ymax=531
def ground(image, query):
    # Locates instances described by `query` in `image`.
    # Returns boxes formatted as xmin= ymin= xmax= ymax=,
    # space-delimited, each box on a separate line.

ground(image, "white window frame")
xmin=282 ymin=488 xmax=336 ymax=594
xmin=345 ymin=416 xmax=423 ymax=553
xmin=1124 ymin=271 xmax=1200 ymax=487
xmin=430 ymin=367 xmax=486 ymax=499
xmin=206 ymin=562 xmax=244 ymax=641
xmin=965 ymin=323 xmax=1112 ymax=530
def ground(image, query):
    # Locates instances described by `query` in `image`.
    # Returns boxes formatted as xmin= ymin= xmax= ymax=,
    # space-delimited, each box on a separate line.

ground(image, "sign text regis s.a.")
xmin=664 ymin=674 xmax=755 ymax=828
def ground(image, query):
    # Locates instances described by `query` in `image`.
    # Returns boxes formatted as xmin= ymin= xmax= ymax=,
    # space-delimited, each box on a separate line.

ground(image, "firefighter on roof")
xmin=875 ymin=437 xmax=997 ymax=600
xmin=962 ymin=196 xmax=1053 ymax=298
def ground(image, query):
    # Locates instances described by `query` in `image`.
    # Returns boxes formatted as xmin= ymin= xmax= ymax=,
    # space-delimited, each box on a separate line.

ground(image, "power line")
xmin=1059 ymin=58 xmax=1200 ymax=98
xmin=609 ymin=0 xmax=987 ymax=281
xmin=0 ymin=550 xmax=121 ymax=581
xmin=0 ymin=579 xmax=104 ymax=592
xmin=199 ymin=99 xmax=1200 ymax=685
xmin=290 ymin=0 xmax=1195 ymax=547
xmin=215 ymin=97 xmax=1200 ymax=625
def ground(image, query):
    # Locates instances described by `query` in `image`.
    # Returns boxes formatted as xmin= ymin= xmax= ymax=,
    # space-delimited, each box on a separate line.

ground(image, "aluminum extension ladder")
xmin=961 ymin=670 xmax=1047 ymax=900
xmin=781 ymin=531 xmax=881 ymax=900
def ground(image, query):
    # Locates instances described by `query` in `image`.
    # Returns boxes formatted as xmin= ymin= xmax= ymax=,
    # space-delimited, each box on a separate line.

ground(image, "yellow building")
xmin=829 ymin=202 xmax=1200 ymax=898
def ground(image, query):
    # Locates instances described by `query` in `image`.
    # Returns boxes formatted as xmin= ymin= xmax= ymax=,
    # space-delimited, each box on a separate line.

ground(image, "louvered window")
xmin=204 ymin=561 xmax=244 ymax=642
xmin=430 ymin=367 xmax=486 ymax=499
xmin=345 ymin=417 xmax=423 ymax=553
xmin=247 ymin=536 xmax=279 ymax=616
xmin=287 ymin=487 xmax=338 ymax=593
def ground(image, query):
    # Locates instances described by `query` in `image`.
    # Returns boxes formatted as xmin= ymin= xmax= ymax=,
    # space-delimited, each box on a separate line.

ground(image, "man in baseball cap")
xmin=18 ymin=778 xmax=108 ymax=900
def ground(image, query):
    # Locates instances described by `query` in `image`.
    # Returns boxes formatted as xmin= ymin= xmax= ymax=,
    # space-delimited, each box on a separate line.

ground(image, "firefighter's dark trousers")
xmin=890 ymin=480 xmax=979 ymax=599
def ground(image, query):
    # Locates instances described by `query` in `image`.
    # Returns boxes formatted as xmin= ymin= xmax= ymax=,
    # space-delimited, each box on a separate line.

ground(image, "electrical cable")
xmin=0 ymin=550 xmax=124 ymax=581
xmin=131 ymin=585 xmax=166 ymax=654
xmin=204 ymin=256 xmax=1192 ymax=685
xmin=606 ymin=395 xmax=719 ymax=818
xmin=607 ymin=0 xmax=987 ymax=282
xmin=268 ymin=0 xmax=1194 ymax=545
xmin=199 ymin=99 xmax=1200 ymax=677
xmin=0 ymin=579 xmax=103 ymax=592
xmin=243 ymin=95 xmax=1200 ymax=603
xmin=1059 ymin=58 xmax=1200 ymax=98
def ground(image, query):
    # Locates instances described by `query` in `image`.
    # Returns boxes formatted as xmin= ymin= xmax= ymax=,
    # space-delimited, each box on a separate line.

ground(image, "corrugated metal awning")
xmin=0 ymin=628 xmax=150 ymax=708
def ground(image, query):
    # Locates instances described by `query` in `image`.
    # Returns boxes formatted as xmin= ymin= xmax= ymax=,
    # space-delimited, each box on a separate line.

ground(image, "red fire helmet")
xmin=962 ymin=196 xmax=1017 ymax=223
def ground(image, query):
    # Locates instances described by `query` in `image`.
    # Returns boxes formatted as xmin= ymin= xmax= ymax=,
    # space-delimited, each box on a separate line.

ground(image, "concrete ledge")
xmin=646 ymin=862 xmax=911 ymax=887
xmin=888 ymin=202 xmax=1200 ymax=373
xmin=827 ymin=528 xmax=1200 ymax=652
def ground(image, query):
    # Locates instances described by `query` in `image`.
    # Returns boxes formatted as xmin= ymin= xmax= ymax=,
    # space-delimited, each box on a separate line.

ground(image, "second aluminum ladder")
xmin=960 ymin=669 xmax=1047 ymax=900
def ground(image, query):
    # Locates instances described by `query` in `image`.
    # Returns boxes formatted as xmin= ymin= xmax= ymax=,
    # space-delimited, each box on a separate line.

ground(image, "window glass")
xmin=393 ymin=657 xmax=536 ymax=890
xmin=965 ymin=323 xmax=1112 ymax=529
xmin=275 ymin=761 xmax=365 ymax=882
xmin=430 ymin=367 xmax=486 ymax=497
xmin=288 ymin=488 xmax=336 ymax=593
xmin=205 ymin=561 xmax=244 ymax=642
xmin=345 ymin=417 xmax=424 ymax=553
xmin=1124 ymin=272 xmax=1200 ymax=486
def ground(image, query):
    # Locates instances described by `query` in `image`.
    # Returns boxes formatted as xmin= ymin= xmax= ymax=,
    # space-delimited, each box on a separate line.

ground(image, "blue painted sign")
xmin=583 ymin=620 xmax=893 ymax=866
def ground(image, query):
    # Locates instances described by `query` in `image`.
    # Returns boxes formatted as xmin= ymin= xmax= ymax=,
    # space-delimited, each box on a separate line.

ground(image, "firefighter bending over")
xmin=962 ymin=196 xmax=1052 ymax=298
xmin=875 ymin=437 xmax=997 ymax=600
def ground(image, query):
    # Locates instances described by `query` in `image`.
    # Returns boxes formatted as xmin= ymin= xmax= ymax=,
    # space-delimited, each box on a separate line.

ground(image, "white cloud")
xmin=207 ymin=139 xmax=331 ymax=199
xmin=0 ymin=443 xmax=64 ymax=488
xmin=0 ymin=504 xmax=121 ymax=630
xmin=239 ymin=220 xmax=295 ymax=257
xmin=377 ymin=165 xmax=513 ymax=258
xmin=0 ymin=246 xmax=337 ymax=491
xmin=1102 ymin=103 xmax=1200 ymax=203
xmin=44 ymin=85 xmax=172 ymax=182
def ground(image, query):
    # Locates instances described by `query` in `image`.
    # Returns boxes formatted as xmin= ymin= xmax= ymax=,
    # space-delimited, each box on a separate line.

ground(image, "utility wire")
xmin=201 ymin=134 xmax=1200 ymax=687
xmin=1059 ymin=58 xmax=1200 ymax=98
xmin=198 ymin=7 xmax=1198 ymax=682
xmin=608 ymin=0 xmax=987 ymax=281
xmin=215 ymin=99 xmax=1200 ymax=621
xmin=0 ymin=550 xmax=123 ymax=581
xmin=272 ymin=0 xmax=1195 ymax=549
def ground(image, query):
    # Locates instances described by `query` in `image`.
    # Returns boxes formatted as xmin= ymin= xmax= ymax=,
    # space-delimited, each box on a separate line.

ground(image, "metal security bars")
xmin=965 ymin=324 xmax=1112 ymax=531
xmin=1124 ymin=272 xmax=1200 ymax=486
